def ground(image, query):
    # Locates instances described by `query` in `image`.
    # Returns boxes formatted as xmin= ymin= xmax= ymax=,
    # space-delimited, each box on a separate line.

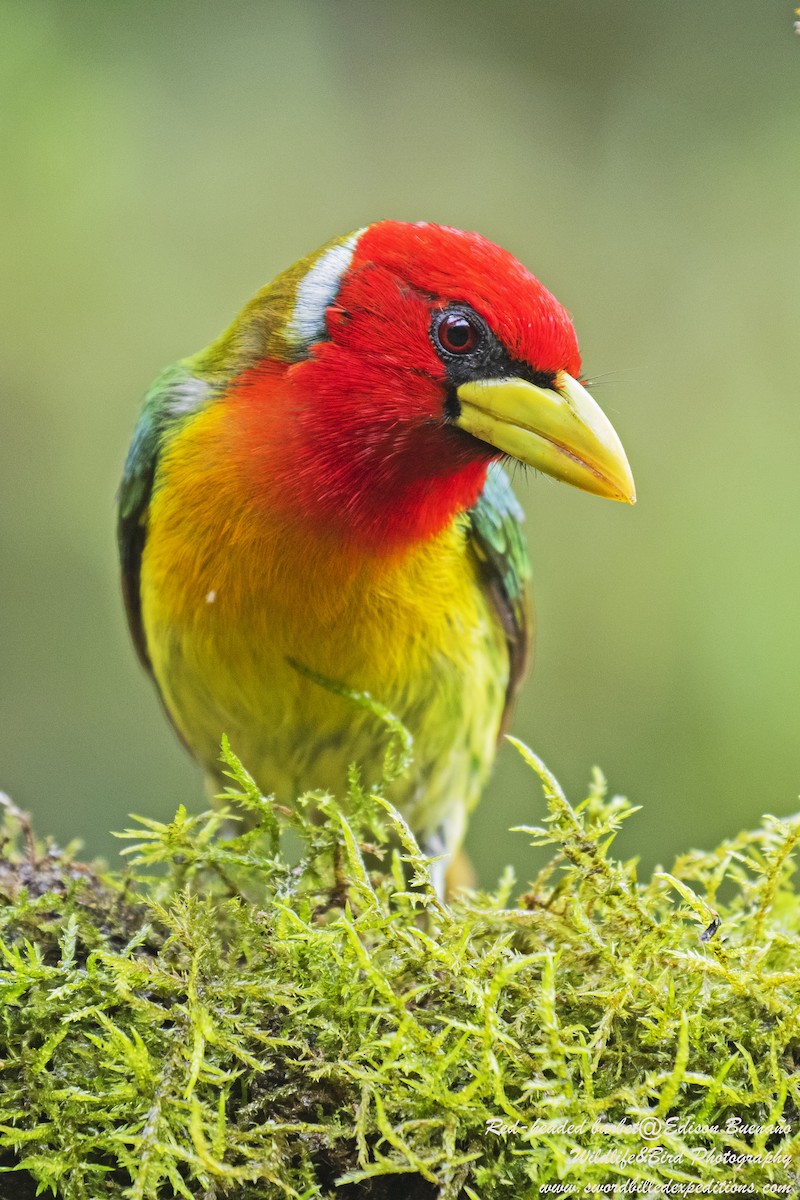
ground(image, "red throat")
xmin=228 ymin=356 xmax=495 ymax=554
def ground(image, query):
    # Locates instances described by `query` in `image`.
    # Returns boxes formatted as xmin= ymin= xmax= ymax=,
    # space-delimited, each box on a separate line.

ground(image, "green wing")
xmin=117 ymin=365 xmax=212 ymax=673
xmin=466 ymin=463 xmax=533 ymax=738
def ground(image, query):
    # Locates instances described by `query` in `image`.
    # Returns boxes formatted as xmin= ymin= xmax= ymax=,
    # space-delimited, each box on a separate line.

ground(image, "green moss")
xmin=1 ymin=738 xmax=800 ymax=1198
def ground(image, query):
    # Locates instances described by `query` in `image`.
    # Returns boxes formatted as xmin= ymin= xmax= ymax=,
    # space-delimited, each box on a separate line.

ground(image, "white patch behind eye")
xmin=286 ymin=230 xmax=364 ymax=349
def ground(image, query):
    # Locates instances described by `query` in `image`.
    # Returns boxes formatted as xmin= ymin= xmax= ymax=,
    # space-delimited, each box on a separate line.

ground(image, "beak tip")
xmin=613 ymin=462 xmax=636 ymax=505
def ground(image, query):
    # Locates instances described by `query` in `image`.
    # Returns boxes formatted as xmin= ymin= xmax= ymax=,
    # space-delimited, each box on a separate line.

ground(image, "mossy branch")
xmin=1 ymin=748 xmax=800 ymax=1198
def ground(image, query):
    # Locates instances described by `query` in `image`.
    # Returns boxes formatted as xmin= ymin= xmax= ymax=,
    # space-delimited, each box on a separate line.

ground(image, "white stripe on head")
xmin=286 ymin=229 xmax=365 ymax=350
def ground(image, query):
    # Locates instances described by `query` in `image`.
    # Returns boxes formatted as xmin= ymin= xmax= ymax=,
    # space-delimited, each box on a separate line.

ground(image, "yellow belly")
xmin=140 ymin=407 xmax=509 ymax=850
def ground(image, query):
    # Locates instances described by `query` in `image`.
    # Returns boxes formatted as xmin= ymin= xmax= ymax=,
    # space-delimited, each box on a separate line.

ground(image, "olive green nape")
xmin=187 ymin=230 xmax=361 ymax=380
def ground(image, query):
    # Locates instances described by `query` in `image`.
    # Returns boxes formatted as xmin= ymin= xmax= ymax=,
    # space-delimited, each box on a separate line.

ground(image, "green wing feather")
xmin=117 ymin=365 xmax=213 ymax=673
xmin=466 ymin=463 xmax=533 ymax=738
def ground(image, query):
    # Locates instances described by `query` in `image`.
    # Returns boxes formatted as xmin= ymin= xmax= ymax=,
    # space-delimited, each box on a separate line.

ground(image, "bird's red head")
xmin=227 ymin=221 xmax=630 ymax=553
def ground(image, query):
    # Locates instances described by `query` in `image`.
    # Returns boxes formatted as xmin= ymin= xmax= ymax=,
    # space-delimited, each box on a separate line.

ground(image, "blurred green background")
xmin=1 ymin=0 xmax=798 ymax=884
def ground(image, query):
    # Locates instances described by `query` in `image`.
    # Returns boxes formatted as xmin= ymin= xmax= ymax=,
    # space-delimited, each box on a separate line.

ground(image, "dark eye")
xmin=434 ymin=311 xmax=481 ymax=355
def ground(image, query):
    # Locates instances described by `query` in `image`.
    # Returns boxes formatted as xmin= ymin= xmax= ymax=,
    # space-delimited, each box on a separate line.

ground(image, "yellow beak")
xmin=455 ymin=372 xmax=636 ymax=503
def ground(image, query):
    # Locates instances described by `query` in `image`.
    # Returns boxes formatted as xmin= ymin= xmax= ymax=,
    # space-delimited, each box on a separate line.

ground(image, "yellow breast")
xmin=140 ymin=403 xmax=509 ymax=845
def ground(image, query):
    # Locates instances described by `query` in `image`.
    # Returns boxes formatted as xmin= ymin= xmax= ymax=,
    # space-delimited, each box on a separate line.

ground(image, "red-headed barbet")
xmin=118 ymin=221 xmax=635 ymax=890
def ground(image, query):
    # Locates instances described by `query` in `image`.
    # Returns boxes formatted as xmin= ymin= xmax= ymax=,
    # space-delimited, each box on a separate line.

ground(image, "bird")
xmin=118 ymin=221 xmax=635 ymax=891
